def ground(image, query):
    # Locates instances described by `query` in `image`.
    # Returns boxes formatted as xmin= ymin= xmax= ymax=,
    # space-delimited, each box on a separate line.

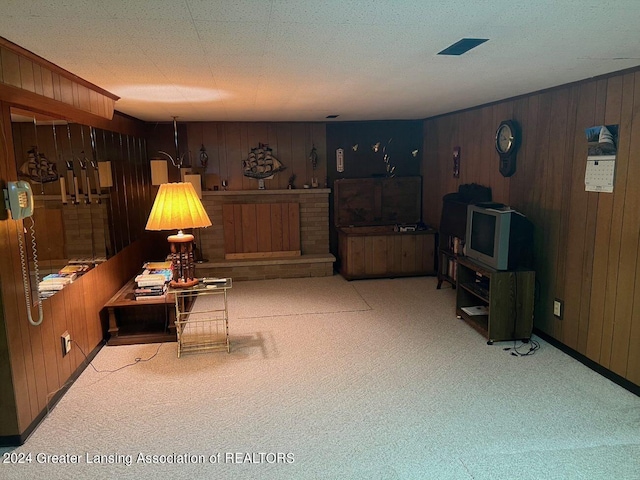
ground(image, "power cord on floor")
xmin=72 ymin=339 xmax=163 ymax=373
xmin=503 ymin=338 xmax=540 ymax=356
xmin=42 ymin=341 xmax=163 ymax=421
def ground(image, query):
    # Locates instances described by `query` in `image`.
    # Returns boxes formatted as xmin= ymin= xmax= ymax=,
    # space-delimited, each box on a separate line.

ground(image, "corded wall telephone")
xmin=3 ymin=180 xmax=43 ymax=326
xmin=5 ymin=180 xmax=34 ymax=220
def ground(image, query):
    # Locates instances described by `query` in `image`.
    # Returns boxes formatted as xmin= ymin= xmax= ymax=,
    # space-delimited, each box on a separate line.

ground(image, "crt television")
xmin=465 ymin=203 xmax=533 ymax=270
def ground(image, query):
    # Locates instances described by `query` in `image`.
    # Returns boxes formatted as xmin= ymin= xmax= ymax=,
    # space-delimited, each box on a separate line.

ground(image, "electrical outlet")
xmin=61 ymin=331 xmax=71 ymax=355
xmin=553 ymin=299 xmax=563 ymax=318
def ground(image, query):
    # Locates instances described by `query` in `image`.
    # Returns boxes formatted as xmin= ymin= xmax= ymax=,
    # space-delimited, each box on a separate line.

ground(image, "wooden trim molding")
xmin=0 ymin=37 xmax=118 ymax=100
xmin=0 ymin=36 xmax=118 ymax=120
xmin=0 ymin=83 xmax=113 ymax=125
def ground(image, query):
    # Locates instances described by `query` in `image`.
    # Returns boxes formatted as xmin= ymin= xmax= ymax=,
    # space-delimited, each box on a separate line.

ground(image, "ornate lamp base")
xmin=167 ymin=231 xmax=199 ymax=288
xmin=169 ymin=278 xmax=199 ymax=288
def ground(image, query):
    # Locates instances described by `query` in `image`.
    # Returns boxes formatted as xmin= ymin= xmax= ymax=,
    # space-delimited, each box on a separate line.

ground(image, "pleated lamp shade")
xmin=146 ymin=182 xmax=212 ymax=288
xmin=146 ymin=182 xmax=212 ymax=232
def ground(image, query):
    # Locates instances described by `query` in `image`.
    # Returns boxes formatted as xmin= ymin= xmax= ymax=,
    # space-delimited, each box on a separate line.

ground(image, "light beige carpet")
xmin=1 ymin=275 xmax=639 ymax=480
xmin=225 ymin=275 xmax=372 ymax=318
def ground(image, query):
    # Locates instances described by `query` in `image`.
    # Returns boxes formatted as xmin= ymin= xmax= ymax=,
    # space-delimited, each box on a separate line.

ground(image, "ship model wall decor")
xmin=242 ymin=143 xmax=286 ymax=180
xmin=19 ymin=146 xmax=59 ymax=184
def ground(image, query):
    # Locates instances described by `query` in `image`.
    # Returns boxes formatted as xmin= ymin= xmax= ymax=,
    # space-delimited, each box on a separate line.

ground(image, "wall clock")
xmin=495 ymin=120 xmax=520 ymax=177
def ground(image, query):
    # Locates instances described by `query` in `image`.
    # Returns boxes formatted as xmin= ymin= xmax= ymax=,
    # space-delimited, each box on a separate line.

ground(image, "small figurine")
xmin=309 ymin=144 xmax=318 ymax=170
xmin=199 ymin=144 xmax=209 ymax=168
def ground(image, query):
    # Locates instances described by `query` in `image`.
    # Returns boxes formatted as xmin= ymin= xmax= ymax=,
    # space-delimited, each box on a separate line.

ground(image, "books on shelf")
xmin=447 ymin=235 xmax=464 ymax=255
xmin=135 ymin=295 xmax=167 ymax=301
xmin=135 ymin=273 xmax=168 ymax=287
xmin=38 ymin=273 xmax=76 ymax=292
xmin=439 ymin=253 xmax=458 ymax=282
xmin=135 ymin=294 xmax=167 ymax=301
xmin=144 ymin=261 xmax=172 ymax=271
xmin=138 ymin=261 xmax=172 ymax=284
xmin=134 ymin=284 xmax=167 ymax=301
xmin=59 ymin=264 xmax=89 ymax=275
xmin=38 ymin=290 xmax=58 ymax=299
xmin=447 ymin=258 xmax=457 ymax=281
xmin=44 ymin=272 xmax=77 ymax=282
xmin=134 ymin=286 xmax=165 ymax=294
xmin=38 ymin=282 xmax=67 ymax=292
xmin=54 ymin=258 xmax=104 ymax=281
xmin=68 ymin=257 xmax=106 ymax=266
xmin=133 ymin=261 xmax=172 ymax=299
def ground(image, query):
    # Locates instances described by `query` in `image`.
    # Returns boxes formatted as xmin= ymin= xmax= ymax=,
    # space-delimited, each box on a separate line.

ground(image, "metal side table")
xmin=168 ymin=278 xmax=232 ymax=358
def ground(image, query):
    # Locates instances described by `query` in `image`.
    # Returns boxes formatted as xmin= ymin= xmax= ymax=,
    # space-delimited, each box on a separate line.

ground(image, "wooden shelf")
xmin=455 ymin=256 xmax=535 ymax=344
xmin=437 ymin=238 xmax=462 ymax=289
xmin=436 ymin=192 xmax=491 ymax=290
xmin=457 ymin=311 xmax=490 ymax=338
xmin=459 ymin=281 xmax=489 ymax=302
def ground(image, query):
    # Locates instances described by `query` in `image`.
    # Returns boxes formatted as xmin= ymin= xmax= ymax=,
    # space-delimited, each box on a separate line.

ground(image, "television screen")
xmin=470 ymin=212 xmax=496 ymax=257
xmin=465 ymin=204 xmax=534 ymax=270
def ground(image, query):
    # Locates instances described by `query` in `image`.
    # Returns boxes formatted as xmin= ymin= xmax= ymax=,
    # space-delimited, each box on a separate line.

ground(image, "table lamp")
xmin=145 ymin=182 xmax=212 ymax=287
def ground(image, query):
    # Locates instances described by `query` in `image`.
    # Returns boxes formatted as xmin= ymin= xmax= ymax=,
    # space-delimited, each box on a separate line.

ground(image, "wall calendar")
xmin=584 ymin=124 xmax=618 ymax=193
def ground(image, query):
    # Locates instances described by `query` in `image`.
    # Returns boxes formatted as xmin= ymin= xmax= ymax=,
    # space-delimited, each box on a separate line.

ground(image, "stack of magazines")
xmin=133 ymin=261 xmax=172 ymax=301
xmin=38 ymin=273 xmax=77 ymax=298
xmin=59 ymin=264 xmax=90 ymax=276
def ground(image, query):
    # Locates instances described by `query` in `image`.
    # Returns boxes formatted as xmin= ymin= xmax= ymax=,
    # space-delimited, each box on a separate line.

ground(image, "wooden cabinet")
xmin=334 ymin=176 xmax=435 ymax=280
xmin=338 ymin=226 xmax=436 ymax=280
xmin=455 ymin=256 xmax=534 ymax=344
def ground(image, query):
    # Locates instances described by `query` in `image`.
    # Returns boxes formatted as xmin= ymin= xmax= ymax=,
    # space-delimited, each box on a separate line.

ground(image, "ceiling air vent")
xmin=326 ymin=114 xmax=339 ymax=119
xmin=438 ymin=38 xmax=488 ymax=56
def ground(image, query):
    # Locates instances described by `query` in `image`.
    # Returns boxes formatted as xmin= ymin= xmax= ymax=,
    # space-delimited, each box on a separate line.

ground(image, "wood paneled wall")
xmin=1 ymin=99 xmax=163 ymax=438
xmin=96 ymin=131 xmax=153 ymax=253
xmin=0 ymin=37 xmax=155 ymax=441
xmin=0 ymin=227 xmax=162 ymax=439
xmin=422 ymin=67 xmax=640 ymax=387
xmin=0 ymin=138 xmax=155 ymax=441
xmin=146 ymin=122 xmax=327 ymax=192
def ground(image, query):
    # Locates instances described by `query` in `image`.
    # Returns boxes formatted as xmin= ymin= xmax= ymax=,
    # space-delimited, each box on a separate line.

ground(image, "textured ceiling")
xmin=1 ymin=0 xmax=639 ymax=122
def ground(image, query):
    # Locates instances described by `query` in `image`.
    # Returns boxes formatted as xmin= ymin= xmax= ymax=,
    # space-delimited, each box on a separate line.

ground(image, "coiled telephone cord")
xmin=18 ymin=217 xmax=43 ymax=326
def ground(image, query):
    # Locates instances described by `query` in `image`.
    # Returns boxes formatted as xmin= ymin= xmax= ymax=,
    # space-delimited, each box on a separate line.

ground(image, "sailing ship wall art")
xmin=242 ymin=143 xmax=286 ymax=187
xmin=19 ymin=146 xmax=59 ymax=184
